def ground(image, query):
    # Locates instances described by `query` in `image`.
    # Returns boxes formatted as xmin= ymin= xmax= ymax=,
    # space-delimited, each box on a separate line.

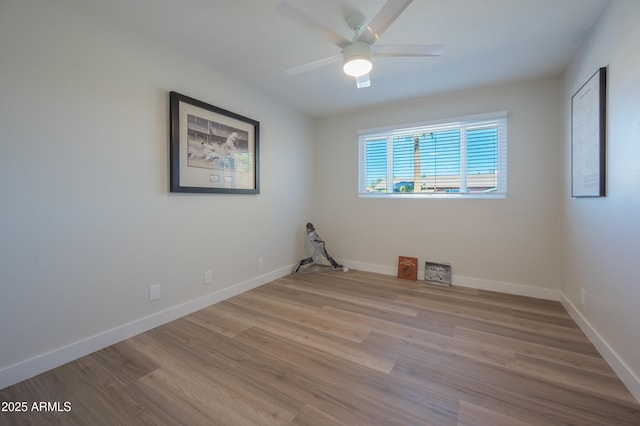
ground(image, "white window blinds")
xmin=359 ymin=112 xmax=507 ymax=198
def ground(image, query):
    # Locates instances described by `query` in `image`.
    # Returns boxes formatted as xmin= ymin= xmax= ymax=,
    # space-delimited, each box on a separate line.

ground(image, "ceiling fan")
xmin=276 ymin=0 xmax=445 ymax=88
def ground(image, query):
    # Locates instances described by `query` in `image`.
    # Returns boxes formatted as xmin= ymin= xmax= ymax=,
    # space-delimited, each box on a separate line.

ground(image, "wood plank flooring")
xmin=2 ymin=270 xmax=639 ymax=425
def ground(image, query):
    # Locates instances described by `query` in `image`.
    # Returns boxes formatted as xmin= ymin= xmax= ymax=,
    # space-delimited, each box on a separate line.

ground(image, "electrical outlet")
xmin=204 ymin=270 xmax=213 ymax=285
xmin=149 ymin=284 xmax=160 ymax=301
xmin=258 ymin=257 xmax=264 ymax=269
xmin=580 ymin=288 xmax=586 ymax=311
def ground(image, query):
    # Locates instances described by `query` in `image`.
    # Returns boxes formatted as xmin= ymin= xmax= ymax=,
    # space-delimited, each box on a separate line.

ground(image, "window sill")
xmin=358 ymin=192 xmax=507 ymax=199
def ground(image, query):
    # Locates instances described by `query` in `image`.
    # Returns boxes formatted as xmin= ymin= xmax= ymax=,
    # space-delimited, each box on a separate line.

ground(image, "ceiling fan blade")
xmin=285 ymin=53 xmax=342 ymax=76
xmin=358 ymin=0 xmax=413 ymax=44
xmin=276 ymin=1 xmax=350 ymax=48
xmin=373 ymin=44 xmax=445 ymax=57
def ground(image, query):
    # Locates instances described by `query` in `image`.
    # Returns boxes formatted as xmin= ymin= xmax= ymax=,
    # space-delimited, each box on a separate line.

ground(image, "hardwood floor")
xmin=2 ymin=270 xmax=639 ymax=425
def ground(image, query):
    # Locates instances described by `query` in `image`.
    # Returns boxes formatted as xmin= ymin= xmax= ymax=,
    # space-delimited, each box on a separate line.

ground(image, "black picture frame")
xmin=169 ymin=91 xmax=260 ymax=194
xmin=571 ymin=67 xmax=606 ymax=197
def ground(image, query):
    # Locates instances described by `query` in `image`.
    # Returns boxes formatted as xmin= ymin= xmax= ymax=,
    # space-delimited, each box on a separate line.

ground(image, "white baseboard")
xmin=451 ymin=275 xmax=563 ymax=301
xmin=561 ymin=297 xmax=640 ymax=403
xmin=344 ymin=260 xmax=397 ymax=276
xmin=343 ymin=260 xmax=563 ymax=301
xmin=0 ymin=265 xmax=293 ymax=390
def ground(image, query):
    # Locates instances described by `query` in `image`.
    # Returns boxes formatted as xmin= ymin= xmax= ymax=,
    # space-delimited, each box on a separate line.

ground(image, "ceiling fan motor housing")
xmin=343 ymin=41 xmax=372 ymax=76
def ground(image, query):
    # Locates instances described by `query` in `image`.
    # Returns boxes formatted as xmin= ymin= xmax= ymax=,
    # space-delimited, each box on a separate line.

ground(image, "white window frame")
xmin=358 ymin=112 xmax=508 ymax=199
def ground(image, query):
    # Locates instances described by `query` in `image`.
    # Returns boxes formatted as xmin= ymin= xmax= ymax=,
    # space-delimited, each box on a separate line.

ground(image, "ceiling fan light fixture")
xmin=342 ymin=41 xmax=372 ymax=77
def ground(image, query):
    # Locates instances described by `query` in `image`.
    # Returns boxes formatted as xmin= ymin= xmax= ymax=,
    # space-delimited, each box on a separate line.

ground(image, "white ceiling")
xmin=82 ymin=0 xmax=609 ymax=117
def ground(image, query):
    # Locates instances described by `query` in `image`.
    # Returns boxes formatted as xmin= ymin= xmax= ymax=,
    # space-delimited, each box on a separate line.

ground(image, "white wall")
xmin=562 ymin=0 xmax=640 ymax=400
xmin=312 ymin=77 xmax=564 ymax=298
xmin=0 ymin=0 xmax=312 ymax=387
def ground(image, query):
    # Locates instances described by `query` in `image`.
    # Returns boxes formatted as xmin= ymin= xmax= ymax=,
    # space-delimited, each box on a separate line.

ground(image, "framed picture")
xmin=424 ymin=261 xmax=451 ymax=287
xmin=571 ymin=67 xmax=606 ymax=197
xmin=169 ymin=91 xmax=259 ymax=194
xmin=397 ymin=256 xmax=418 ymax=280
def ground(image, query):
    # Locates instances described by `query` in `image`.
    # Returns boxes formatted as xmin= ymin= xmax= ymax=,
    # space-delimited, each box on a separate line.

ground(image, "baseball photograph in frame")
xmin=169 ymin=91 xmax=259 ymax=194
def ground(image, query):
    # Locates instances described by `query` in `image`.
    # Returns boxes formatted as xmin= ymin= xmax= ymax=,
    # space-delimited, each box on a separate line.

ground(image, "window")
xmin=359 ymin=112 xmax=507 ymax=198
